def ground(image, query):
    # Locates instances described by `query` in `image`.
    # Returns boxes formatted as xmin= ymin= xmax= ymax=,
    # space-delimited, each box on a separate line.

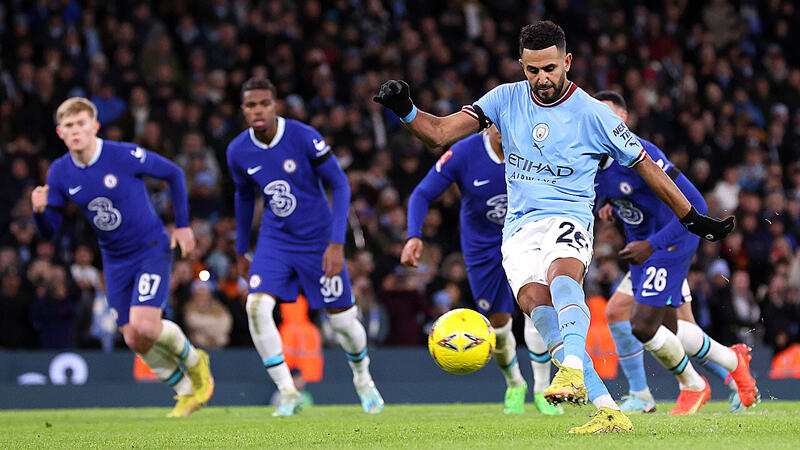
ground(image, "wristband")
xmin=401 ymin=105 xmax=418 ymax=123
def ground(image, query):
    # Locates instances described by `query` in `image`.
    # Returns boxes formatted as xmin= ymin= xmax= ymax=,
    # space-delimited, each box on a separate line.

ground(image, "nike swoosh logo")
xmin=68 ymin=186 xmax=83 ymax=195
xmin=640 ymin=291 xmax=659 ymax=297
xmin=473 ymin=179 xmax=490 ymax=187
xmin=138 ymin=294 xmax=156 ymax=302
xmin=247 ymin=166 xmax=262 ymax=175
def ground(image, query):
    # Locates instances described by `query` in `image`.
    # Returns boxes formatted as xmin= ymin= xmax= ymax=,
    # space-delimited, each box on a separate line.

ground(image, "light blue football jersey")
xmin=472 ymin=81 xmax=646 ymax=242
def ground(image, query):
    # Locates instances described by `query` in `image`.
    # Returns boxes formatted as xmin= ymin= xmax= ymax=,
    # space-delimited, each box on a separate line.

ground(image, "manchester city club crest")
xmin=533 ymin=123 xmax=549 ymax=141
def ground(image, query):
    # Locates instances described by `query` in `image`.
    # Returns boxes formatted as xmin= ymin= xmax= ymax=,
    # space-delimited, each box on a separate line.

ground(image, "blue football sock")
xmin=694 ymin=358 xmax=731 ymax=384
xmin=609 ymin=321 xmax=649 ymax=392
xmin=531 ymin=305 xmax=564 ymax=363
xmin=530 ymin=305 xmax=609 ymax=401
xmin=549 ymin=276 xmax=590 ymax=364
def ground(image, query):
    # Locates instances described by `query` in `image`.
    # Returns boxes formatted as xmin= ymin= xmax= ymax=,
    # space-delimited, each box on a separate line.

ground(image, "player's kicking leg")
xmin=675 ymin=299 xmax=759 ymax=411
xmin=606 ymin=272 xmax=655 ymax=414
xmin=123 ymin=307 xmax=213 ymax=417
xmin=529 ymin=299 xmax=631 ymax=433
xmin=523 ymin=314 xmax=562 ymax=415
xmin=486 ymin=312 xmax=527 ymax=414
xmin=327 ymin=305 xmax=384 ymax=414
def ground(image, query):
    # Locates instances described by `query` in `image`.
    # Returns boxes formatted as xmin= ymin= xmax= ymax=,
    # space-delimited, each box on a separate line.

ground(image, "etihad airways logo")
xmin=507 ymin=153 xmax=574 ymax=177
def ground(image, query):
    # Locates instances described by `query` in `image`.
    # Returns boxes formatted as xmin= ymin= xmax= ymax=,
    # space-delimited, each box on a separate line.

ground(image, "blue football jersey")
xmin=424 ymin=133 xmax=506 ymax=258
xmin=44 ymin=138 xmax=184 ymax=256
xmin=472 ymin=81 xmax=646 ymax=242
xmin=227 ymin=117 xmax=347 ymax=253
xmin=595 ymin=137 xmax=708 ymax=247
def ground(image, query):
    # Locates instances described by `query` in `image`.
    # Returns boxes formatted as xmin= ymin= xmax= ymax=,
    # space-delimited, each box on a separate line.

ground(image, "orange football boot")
xmin=729 ymin=344 xmax=758 ymax=407
xmin=669 ymin=376 xmax=711 ymax=415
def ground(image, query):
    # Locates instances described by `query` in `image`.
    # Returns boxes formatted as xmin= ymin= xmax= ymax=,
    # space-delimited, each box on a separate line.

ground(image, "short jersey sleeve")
xmin=471 ymin=84 xmax=513 ymax=134
xmin=640 ymin=139 xmax=674 ymax=173
xmin=587 ymin=103 xmax=646 ymax=168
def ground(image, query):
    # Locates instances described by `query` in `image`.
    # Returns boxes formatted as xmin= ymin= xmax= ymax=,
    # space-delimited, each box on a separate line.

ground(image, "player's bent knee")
xmin=606 ymin=297 xmax=629 ymax=323
xmin=246 ymin=292 xmax=277 ymax=319
xmin=487 ymin=312 xmax=510 ymax=329
xmin=630 ymin=319 xmax=657 ymax=343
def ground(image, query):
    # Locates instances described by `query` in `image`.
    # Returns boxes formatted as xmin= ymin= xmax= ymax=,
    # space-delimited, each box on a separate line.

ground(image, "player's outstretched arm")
xmin=634 ymin=154 xmax=734 ymax=242
xmin=374 ymin=80 xmax=478 ymax=149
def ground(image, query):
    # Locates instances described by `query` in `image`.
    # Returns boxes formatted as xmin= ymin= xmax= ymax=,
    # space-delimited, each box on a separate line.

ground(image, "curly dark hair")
xmin=519 ymin=21 xmax=566 ymax=56
xmin=594 ymin=90 xmax=627 ymax=110
xmin=240 ymin=77 xmax=277 ymax=99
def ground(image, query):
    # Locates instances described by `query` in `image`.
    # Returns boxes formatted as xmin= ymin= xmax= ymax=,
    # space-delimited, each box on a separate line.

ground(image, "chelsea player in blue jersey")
xmin=376 ymin=21 xmax=734 ymax=433
xmin=227 ymin=78 xmax=383 ymax=416
xmin=31 ymin=97 xmax=214 ymax=417
xmin=593 ymin=91 xmax=758 ymax=415
xmin=402 ymin=126 xmax=561 ymax=416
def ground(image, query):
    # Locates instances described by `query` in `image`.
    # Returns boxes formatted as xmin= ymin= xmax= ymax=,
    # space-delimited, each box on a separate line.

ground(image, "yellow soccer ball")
xmin=428 ymin=308 xmax=496 ymax=374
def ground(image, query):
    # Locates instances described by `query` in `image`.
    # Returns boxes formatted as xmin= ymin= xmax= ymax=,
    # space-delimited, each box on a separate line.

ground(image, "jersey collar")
xmin=529 ymin=81 xmax=577 ymax=107
xmin=70 ymin=138 xmax=103 ymax=168
xmin=482 ymin=132 xmax=502 ymax=164
xmin=249 ymin=117 xmax=285 ymax=149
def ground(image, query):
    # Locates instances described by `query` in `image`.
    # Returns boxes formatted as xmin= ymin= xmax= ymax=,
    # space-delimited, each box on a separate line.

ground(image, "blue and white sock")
xmin=609 ymin=321 xmax=649 ymax=393
xmin=550 ymin=276 xmax=591 ymax=371
xmin=677 ymin=320 xmax=737 ymax=391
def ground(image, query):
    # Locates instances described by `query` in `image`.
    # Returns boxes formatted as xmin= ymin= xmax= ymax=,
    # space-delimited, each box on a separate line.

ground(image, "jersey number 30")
xmin=264 ymin=180 xmax=297 ymax=217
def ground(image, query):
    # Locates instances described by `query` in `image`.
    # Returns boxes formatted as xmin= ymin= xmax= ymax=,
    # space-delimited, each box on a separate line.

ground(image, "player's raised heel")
xmin=619 ymin=393 xmax=656 ymax=414
xmin=355 ymin=380 xmax=384 ymax=414
xmin=544 ymin=363 xmax=588 ymax=406
xmin=568 ymin=407 xmax=633 ymax=434
xmin=503 ymin=383 xmax=526 ymax=414
xmin=272 ymin=390 xmax=303 ymax=417
xmin=187 ymin=349 xmax=214 ymax=405
xmin=670 ymin=376 xmax=711 ymax=415
xmin=729 ymin=344 xmax=758 ymax=407
xmin=167 ymin=394 xmax=201 ymax=418
xmin=533 ymin=392 xmax=564 ymax=415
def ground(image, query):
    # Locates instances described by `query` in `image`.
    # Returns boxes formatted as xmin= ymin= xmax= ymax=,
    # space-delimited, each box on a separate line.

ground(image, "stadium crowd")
xmin=1 ymin=0 xmax=799 ymax=358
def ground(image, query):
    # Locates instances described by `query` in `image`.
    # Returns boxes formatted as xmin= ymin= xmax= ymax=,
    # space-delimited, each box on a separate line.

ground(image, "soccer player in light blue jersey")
xmin=401 ymin=126 xmax=561 ymax=415
xmin=31 ymin=97 xmax=214 ymax=417
xmin=375 ymin=21 xmax=734 ymax=433
xmin=228 ymin=78 xmax=383 ymax=416
xmin=593 ymin=91 xmax=758 ymax=415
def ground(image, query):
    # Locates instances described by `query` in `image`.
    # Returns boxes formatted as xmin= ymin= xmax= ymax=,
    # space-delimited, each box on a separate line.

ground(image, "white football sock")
xmin=593 ymin=394 xmax=619 ymax=410
xmin=328 ymin=306 xmax=372 ymax=385
xmin=643 ymin=326 xmax=705 ymax=391
xmin=493 ymin=319 xmax=526 ymax=388
xmin=246 ymin=293 xmax=296 ymax=394
xmin=524 ymin=314 xmax=551 ymax=393
xmin=139 ymin=345 xmax=192 ymax=395
xmin=677 ymin=320 xmax=738 ymax=371
xmin=156 ymin=319 xmax=200 ymax=368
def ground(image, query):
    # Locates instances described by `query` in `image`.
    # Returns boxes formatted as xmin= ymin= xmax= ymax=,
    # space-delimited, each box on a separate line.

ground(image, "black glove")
xmin=373 ymin=80 xmax=414 ymax=118
xmin=679 ymin=206 xmax=735 ymax=242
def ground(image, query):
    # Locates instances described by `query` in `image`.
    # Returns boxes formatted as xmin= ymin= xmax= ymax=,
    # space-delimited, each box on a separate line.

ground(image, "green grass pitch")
xmin=2 ymin=401 xmax=798 ymax=449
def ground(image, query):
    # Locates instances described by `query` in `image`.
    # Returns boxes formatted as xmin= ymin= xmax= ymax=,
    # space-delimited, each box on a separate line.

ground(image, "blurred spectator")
xmin=182 ymin=280 xmax=232 ymax=349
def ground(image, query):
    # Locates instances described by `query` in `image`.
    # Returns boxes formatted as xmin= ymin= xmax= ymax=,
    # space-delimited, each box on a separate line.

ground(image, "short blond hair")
xmin=56 ymin=97 xmax=98 ymax=124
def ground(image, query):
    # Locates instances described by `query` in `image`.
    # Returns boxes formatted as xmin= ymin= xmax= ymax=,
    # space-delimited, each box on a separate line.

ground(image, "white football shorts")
xmin=501 ymin=216 xmax=593 ymax=298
